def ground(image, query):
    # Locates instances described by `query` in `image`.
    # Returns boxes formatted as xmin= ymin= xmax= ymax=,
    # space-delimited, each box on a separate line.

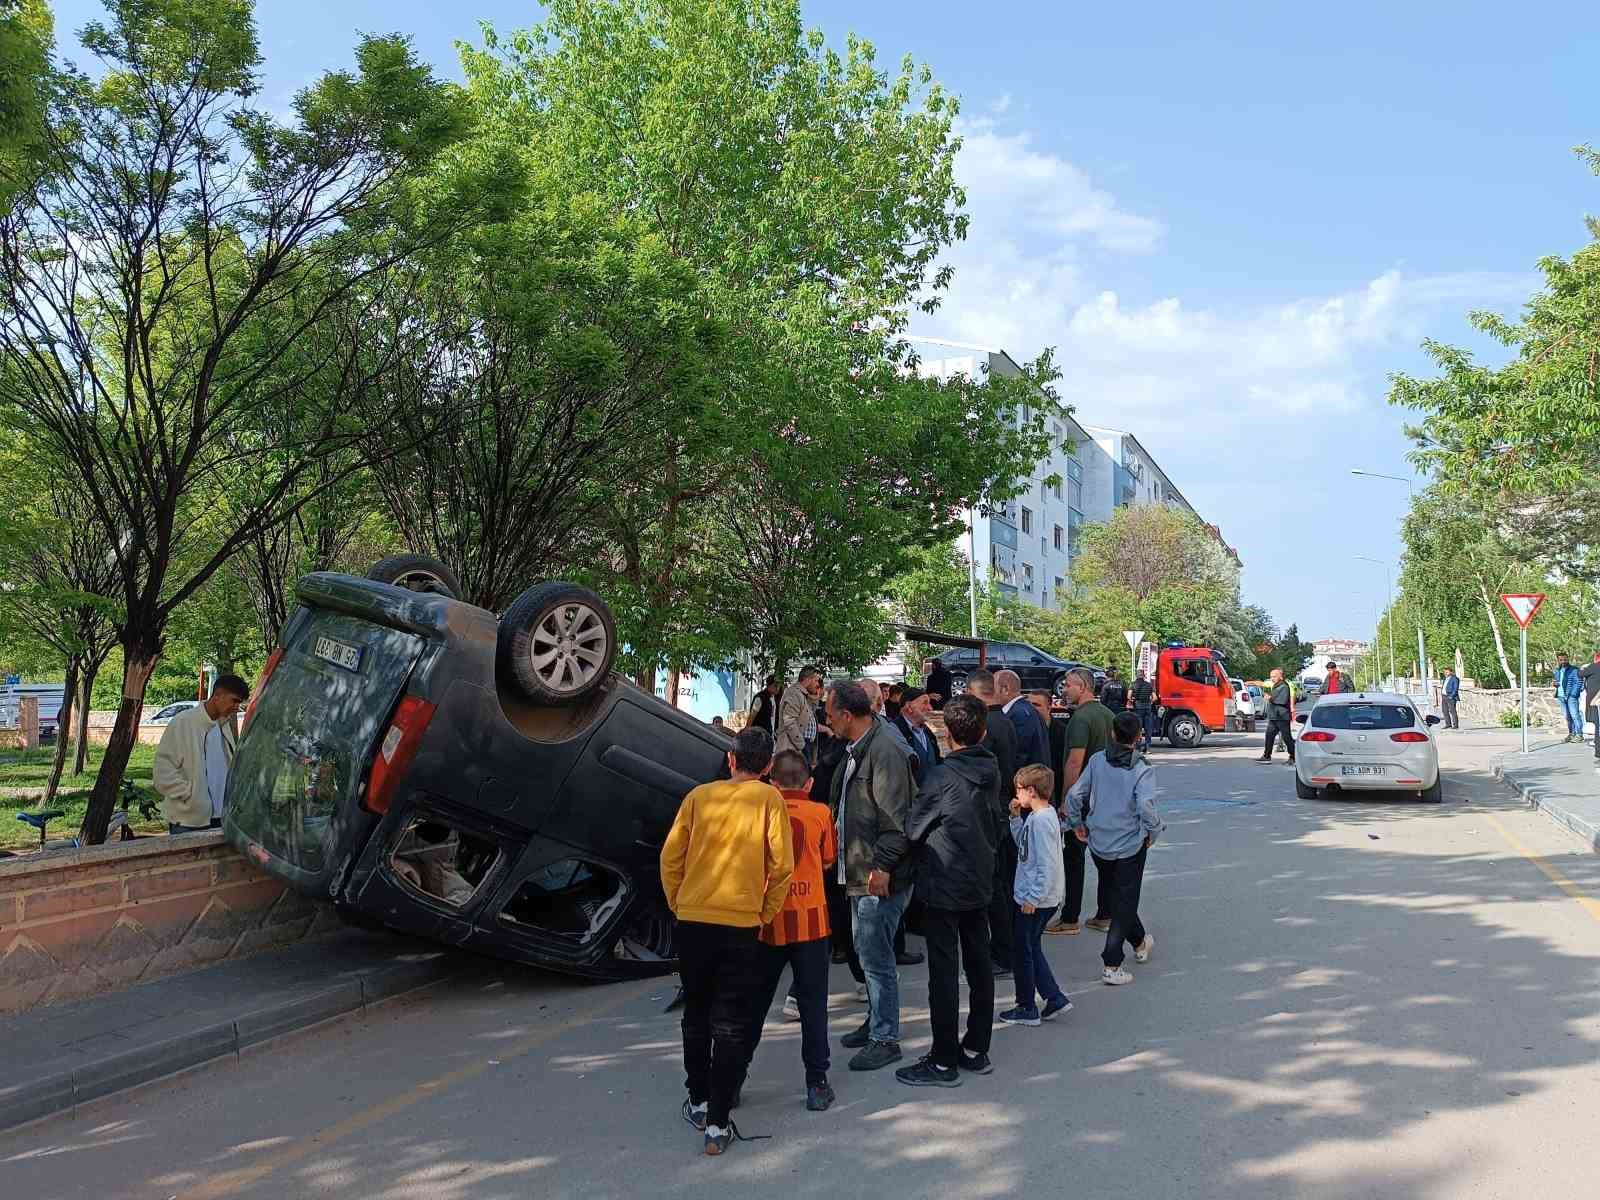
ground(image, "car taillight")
xmin=240 ymin=647 xmax=283 ymax=736
xmin=1390 ymin=731 xmax=1429 ymax=743
xmin=364 ymin=696 xmax=437 ymax=816
xmin=1300 ymin=731 xmax=1335 ymax=742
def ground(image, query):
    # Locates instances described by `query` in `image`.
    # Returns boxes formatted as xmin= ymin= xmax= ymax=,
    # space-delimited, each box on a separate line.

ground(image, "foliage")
xmin=0 ymin=0 xmax=52 ymax=203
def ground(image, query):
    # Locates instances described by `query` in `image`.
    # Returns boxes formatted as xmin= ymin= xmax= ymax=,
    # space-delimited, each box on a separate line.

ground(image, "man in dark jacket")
xmin=1582 ymin=654 xmax=1600 ymax=760
xmin=898 ymin=694 xmax=1000 ymax=1086
xmin=1100 ymin=670 xmax=1128 ymax=714
xmin=892 ymin=687 xmax=943 ymax=778
xmin=997 ymin=669 xmax=1051 ymax=769
xmin=1257 ymin=667 xmax=1296 ymax=763
xmin=827 ymin=681 xmax=916 ymax=1073
xmin=748 ymin=676 xmax=779 ymax=733
xmin=1028 ymin=690 xmax=1069 ymax=806
xmin=1131 ymin=669 xmax=1157 ymax=750
xmin=1323 ymin=661 xmax=1344 ymax=696
xmin=967 ymin=669 xmax=1018 ymax=974
xmin=925 ymin=658 xmax=954 ymax=711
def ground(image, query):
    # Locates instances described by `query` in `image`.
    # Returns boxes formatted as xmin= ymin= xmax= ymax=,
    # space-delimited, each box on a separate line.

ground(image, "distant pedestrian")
xmin=711 ymin=716 xmax=727 ymax=732
xmin=898 ymin=694 xmax=1001 ymax=1087
xmin=776 ymin=667 xmax=824 ymax=762
xmin=1322 ymin=660 xmax=1345 ymax=696
xmin=860 ymin=676 xmax=916 ymax=766
xmin=1100 ymin=670 xmax=1128 ymax=714
xmin=886 ymin=682 xmax=906 ymax=721
xmin=1257 ymin=668 xmax=1296 ymax=764
xmin=892 ymin=686 xmax=943 ymax=778
xmin=967 ymin=669 xmax=1019 ymax=974
xmin=1555 ymin=652 xmax=1584 ymax=742
xmin=1441 ymin=667 xmax=1460 ymax=730
xmin=925 ymin=658 xmax=953 ymax=710
xmin=828 ymin=681 xmax=916 ymax=1073
xmin=154 ymin=675 xmax=249 ymax=835
xmin=747 ymin=750 xmax=838 ymax=1113
xmin=1582 ymin=655 xmax=1600 ymax=767
xmin=996 ymin=669 xmax=1050 ymax=769
xmin=1053 ymin=667 xmax=1114 ymax=936
xmin=1131 ymin=668 xmax=1157 ymax=750
xmin=748 ymin=675 xmax=780 ymax=734
xmin=1000 ymin=763 xmax=1072 ymax=1027
xmin=660 ymin=727 xmax=794 ymax=1155
xmin=1066 ymin=711 xmax=1164 ymax=986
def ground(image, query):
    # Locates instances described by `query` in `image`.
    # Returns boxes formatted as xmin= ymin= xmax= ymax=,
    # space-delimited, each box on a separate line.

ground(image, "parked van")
xmin=1156 ymin=647 xmax=1236 ymax=748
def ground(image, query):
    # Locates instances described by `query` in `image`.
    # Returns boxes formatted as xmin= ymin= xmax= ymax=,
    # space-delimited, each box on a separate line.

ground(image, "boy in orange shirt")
xmin=747 ymin=749 xmax=839 ymax=1113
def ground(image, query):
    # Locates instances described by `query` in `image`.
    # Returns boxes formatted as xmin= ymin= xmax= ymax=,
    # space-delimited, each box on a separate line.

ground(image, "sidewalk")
xmin=1493 ymin=733 xmax=1600 ymax=851
xmin=0 ymin=927 xmax=464 ymax=1133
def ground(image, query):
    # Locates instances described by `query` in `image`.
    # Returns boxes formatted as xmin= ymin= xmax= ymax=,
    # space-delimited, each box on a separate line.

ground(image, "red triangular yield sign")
xmin=1500 ymin=592 xmax=1546 ymax=629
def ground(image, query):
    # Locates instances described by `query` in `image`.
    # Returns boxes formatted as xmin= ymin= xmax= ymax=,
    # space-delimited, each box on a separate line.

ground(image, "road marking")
xmin=1482 ymin=811 xmax=1600 ymax=924
xmin=187 ymin=978 xmax=654 ymax=1199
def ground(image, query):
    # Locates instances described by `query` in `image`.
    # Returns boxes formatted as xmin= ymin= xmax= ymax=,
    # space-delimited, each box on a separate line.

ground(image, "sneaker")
xmin=895 ymin=1055 xmax=962 ymax=1088
xmin=998 ymin=1005 xmax=1041 ymax=1027
xmin=682 ymin=1097 xmax=708 ymax=1132
xmin=992 ymin=963 xmax=1014 ymax=980
xmin=854 ymin=982 xmax=869 ymax=1002
xmin=1045 ymin=921 xmax=1082 ymax=936
xmin=1102 ymin=965 xmax=1134 ymax=986
xmin=1085 ymin=917 xmax=1112 ymax=932
xmin=806 ymin=1080 xmax=836 ymax=1111
xmin=704 ymin=1125 xmax=733 ymax=1156
xmin=1041 ymin=994 xmax=1073 ymax=1021
xmin=782 ymin=995 xmax=801 ymax=1022
xmin=849 ymin=1040 xmax=903 ymax=1072
xmin=1135 ymin=934 xmax=1155 ymax=963
xmin=957 ymin=1050 xmax=995 ymax=1075
xmin=840 ymin=1020 xmax=872 ymax=1049
xmin=895 ymin=950 xmax=925 ymax=966
xmin=831 ymin=949 xmax=850 ymax=965
xmin=1254 ymin=756 xmax=1272 ymax=763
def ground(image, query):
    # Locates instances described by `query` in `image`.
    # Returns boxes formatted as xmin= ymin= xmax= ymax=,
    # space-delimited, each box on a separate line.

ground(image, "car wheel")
xmin=498 ymin=581 xmax=618 ymax=705
xmin=1166 ymin=714 xmax=1201 ymax=748
xmin=1420 ymin=777 xmax=1443 ymax=804
xmin=1295 ymin=775 xmax=1319 ymax=799
xmin=949 ymin=673 xmax=969 ymax=697
xmin=367 ymin=554 xmax=463 ymax=600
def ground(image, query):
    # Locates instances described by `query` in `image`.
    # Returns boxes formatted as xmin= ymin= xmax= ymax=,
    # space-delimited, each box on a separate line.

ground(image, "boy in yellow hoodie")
xmin=660 ymin=726 xmax=794 ymax=1155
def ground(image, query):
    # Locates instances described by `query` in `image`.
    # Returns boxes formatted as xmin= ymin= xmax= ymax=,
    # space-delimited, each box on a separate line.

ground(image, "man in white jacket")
xmin=153 ymin=675 xmax=250 ymax=834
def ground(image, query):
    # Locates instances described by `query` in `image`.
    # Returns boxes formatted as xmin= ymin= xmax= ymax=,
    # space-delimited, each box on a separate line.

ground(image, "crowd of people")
xmin=659 ymin=664 xmax=1164 ymax=1156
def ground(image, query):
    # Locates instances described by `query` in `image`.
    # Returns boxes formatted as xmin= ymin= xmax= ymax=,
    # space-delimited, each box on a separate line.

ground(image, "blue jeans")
xmin=1562 ymin=695 xmax=1584 ymax=736
xmin=1135 ymin=706 xmax=1157 ymax=746
xmin=852 ymin=887 xmax=913 ymax=1043
xmin=1013 ymin=903 xmax=1066 ymax=1010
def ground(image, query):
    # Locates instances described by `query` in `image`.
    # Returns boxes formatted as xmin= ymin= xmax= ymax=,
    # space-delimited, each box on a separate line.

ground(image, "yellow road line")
xmin=187 ymin=978 xmax=654 ymax=1200
xmin=1482 ymin=811 xmax=1600 ymax=924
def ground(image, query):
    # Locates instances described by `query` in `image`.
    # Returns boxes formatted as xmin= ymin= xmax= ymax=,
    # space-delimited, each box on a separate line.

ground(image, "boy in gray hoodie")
xmin=1066 ymin=711 xmax=1164 ymax=986
xmin=999 ymin=764 xmax=1071 ymax=1026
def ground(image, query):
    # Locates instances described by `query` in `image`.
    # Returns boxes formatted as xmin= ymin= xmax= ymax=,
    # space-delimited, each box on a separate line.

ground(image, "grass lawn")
xmin=0 ymin=744 xmax=162 ymax=851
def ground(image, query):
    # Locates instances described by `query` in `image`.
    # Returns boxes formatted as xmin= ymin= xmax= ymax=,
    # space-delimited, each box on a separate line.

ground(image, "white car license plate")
xmin=313 ymin=636 xmax=363 ymax=672
xmin=1340 ymin=765 xmax=1386 ymax=777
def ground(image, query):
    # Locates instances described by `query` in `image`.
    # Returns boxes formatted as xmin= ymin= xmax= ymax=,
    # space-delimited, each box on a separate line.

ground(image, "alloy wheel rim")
xmin=529 ymin=603 xmax=608 ymax=694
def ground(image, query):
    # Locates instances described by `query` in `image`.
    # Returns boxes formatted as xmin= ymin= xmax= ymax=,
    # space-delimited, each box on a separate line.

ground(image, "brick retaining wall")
xmin=0 ymin=833 xmax=338 ymax=1015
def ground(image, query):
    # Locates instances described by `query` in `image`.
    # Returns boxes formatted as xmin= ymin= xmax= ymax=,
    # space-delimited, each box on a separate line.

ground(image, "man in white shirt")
xmin=153 ymin=675 xmax=250 ymax=834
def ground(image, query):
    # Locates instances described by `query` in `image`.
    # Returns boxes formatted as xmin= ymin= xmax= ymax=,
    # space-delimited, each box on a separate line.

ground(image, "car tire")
xmin=367 ymin=554 xmax=463 ymax=600
xmin=1419 ymin=777 xmax=1443 ymax=804
xmin=498 ymin=581 xmax=618 ymax=705
xmin=949 ymin=673 xmax=969 ymax=697
xmin=1166 ymin=714 xmax=1201 ymax=748
xmin=1295 ymin=775 xmax=1319 ymax=799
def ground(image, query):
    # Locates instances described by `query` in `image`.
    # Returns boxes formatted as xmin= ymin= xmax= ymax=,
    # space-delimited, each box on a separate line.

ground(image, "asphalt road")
xmin=7 ymin=726 xmax=1600 ymax=1200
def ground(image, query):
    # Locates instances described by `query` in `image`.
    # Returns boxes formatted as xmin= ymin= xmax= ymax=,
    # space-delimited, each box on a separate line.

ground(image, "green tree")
xmin=0 ymin=0 xmax=52 ymax=203
xmin=0 ymin=0 xmax=477 ymax=841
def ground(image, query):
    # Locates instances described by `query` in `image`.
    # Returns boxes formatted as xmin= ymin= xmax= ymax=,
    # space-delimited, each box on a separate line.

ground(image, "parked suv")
xmin=931 ymin=642 xmax=1090 ymax=698
xmin=226 ymin=560 xmax=726 ymax=981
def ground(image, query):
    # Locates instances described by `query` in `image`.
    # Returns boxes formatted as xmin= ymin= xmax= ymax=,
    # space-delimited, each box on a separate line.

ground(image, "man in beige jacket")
xmin=154 ymin=675 xmax=250 ymax=834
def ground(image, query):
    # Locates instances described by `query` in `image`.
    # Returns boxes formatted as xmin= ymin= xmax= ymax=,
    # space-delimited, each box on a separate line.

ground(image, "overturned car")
xmin=225 ymin=557 xmax=727 ymax=980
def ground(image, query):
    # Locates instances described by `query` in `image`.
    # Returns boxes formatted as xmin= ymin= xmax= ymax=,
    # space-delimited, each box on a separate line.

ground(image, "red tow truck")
xmin=1154 ymin=645 xmax=1236 ymax=748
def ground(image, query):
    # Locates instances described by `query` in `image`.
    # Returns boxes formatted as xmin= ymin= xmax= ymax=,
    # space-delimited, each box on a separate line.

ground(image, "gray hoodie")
xmin=1009 ymin=805 xmax=1065 ymax=908
xmin=1065 ymin=744 xmax=1163 ymax=860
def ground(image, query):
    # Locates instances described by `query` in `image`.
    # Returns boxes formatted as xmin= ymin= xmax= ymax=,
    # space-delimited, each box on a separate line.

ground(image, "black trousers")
xmin=1093 ymin=846 xmax=1149 ymax=968
xmin=987 ymin=836 xmax=1018 ymax=969
xmin=678 ymin=921 xmax=765 ymax=1126
xmin=1263 ymin=718 xmax=1295 ymax=760
xmin=825 ymin=872 xmax=864 ymax=982
xmin=1443 ymin=696 xmax=1460 ymax=729
xmin=749 ymin=938 xmax=833 ymax=1085
xmin=1062 ymin=830 xmax=1111 ymax=924
xmin=923 ymin=906 xmax=993 ymax=1065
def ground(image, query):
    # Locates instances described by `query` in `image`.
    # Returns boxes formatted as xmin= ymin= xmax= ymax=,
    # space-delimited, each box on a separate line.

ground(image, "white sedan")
xmin=1293 ymin=691 xmax=1443 ymax=803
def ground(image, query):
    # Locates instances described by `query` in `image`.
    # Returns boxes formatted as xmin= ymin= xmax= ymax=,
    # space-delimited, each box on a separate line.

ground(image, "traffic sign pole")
xmin=1123 ymin=630 xmax=1145 ymax=687
xmin=1520 ymin=623 xmax=1528 ymax=755
xmin=1499 ymin=593 xmax=1545 ymax=755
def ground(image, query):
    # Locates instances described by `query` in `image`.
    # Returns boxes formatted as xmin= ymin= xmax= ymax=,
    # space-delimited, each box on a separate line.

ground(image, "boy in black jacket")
xmin=898 ymin=694 xmax=1002 ymax=1086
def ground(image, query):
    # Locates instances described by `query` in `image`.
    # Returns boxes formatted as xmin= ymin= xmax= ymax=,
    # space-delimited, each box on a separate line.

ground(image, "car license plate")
xmin=1340 ymin=765 xmax=1386 ymax=777
xmin=313 ymin=636 xmax=363 ymax=672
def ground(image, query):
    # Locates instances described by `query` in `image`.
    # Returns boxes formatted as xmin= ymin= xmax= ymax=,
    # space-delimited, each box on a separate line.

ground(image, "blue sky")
xmin=49 ymin=1 xmax=1599 ymax=644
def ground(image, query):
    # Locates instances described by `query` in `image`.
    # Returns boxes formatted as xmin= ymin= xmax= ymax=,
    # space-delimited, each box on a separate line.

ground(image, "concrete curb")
xmin=1491 ymin=753 xmax=1600 ymax=852
xmin=0 ymin=955 xmax=455 ymax=1134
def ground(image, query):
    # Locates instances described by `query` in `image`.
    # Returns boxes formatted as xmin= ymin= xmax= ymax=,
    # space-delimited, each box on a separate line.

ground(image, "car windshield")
xmin=1310 ymin=703 xmax=1417 ymax=730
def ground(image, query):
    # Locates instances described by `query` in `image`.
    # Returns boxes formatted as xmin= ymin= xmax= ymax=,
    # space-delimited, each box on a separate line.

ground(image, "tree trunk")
xmin=74 ymin=663 xmax=97 ymax=776
xmin=1477 ymin=578 xmax=1516 ymax=687
xmin=80 ymin=651 xmax=158 ymax=844
xmin=42 ymin=657 xmax=80 ymax=808
xmin=667 ymin=668 xmax=682 ymax=708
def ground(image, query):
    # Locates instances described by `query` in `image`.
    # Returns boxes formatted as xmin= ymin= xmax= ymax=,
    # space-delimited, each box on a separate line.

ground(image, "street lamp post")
xmin=1356 ymin=556 xmax=1396 ymax=689
xmin=1351 ymin=469 xmax=1427 ymax=694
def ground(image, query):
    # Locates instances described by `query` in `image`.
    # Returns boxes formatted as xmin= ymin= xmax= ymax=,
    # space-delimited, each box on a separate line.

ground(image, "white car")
xmin=1230 ymin=677 xmax=1257 ymax=724
xmin=1294 ymin=691 xmax=1442 ymax=802
xmin=145 ymin=700 xmax=200 ymax=725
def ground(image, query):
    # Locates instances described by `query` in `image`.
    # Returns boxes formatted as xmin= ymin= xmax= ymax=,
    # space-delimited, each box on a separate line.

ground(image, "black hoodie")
xmin=905 ymin=746 xmax=1002 ymax=910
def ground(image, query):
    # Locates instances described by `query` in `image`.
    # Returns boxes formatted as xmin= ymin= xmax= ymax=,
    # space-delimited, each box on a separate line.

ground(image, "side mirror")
xmin=1293 ymin=713 xmax=1309 ymax=724
xmin=1425 ymin=714 xmax=1441 ymax=726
